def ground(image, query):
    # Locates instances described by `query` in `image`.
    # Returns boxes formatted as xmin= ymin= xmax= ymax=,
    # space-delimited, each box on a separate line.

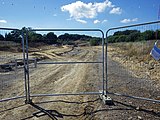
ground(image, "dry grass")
xmin=109 ymin=41 xmax=157 ymax=62
xmin=108 ymin=41 xmax=160 ymax=81
xmin=0 ymin=41 xmax=21 ymax=52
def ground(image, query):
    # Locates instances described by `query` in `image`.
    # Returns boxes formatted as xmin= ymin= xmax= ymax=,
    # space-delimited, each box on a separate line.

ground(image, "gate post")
xmin=99 ymin=29 xmax=114 ymax=105
xmin=22 ymin=28 xmax=32 ymax=104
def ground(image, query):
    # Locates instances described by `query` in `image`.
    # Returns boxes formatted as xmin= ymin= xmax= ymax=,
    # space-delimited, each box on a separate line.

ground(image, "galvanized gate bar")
xmin=22 ymin=31 xmax=28 ymax=103
xmin=106 ymin=20 xmax=160 ymax=32
xmin=37 ymin=61 xmax=103 ymax=64
xmin=25 ymin=30 xmax=31 ymax=103
xmin=31 ymin=92 xmax=101 ymax=97
xmin=108 ymin=92 xmax=160 ymax=103
xmin=0 ymin=28 xmax=105 ymax=102
xmin=105 ymin=20 xmax=160 ymax=103
xmin=25 ymin=28 xmax=105 ymax=100
xmin=31 ymin=28 xmax=104 ymax=32
xmin=0 ymin=27 xmax=19 ymax=30
xmin=0 ymin=96 xmax=25 ymax=102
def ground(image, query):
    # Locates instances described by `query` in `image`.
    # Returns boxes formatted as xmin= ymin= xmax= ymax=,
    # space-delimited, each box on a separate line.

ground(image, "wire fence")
xmin=0 ymin=28 xmax=25 ymax=108
xmin=106 ymin=21 xmax=160 ymax=103
xmin=0 ymin=21 xmax=160 ymax=105
xmin=0 ymin=22 xmax=160 ymax=120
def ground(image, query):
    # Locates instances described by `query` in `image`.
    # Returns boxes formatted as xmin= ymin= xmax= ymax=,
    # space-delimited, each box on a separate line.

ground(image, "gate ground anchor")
xmin=99 ymin=90 xmax=114 ymax=105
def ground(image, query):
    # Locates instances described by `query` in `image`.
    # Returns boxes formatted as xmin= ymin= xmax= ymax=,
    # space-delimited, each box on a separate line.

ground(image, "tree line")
xmin=108 ymin=29 xmax=160 ymax=43
xmin=1 ymin=29 xmax=160 ymax=46
xmin=0 ymin=27 xmax=101 ymax=46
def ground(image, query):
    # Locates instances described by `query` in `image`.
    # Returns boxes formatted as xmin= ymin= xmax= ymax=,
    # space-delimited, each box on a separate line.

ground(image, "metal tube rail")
xmin=37 ymin=61 xmax=103 ymax=64
xmin=31 ymin=28 xmax=104 ymax=33
xmin=106 ymin=20 xmax=160 ymax=32
xmin=0 ymin=96 xmax=25 ymax=102
xmin=102 ymin=31 xmax=105 ymax=96
xmin=108 ymin=92 xmax=160 ymax=103
xmin=16 ymin=58 xmax=36 ymax=61
xmin=0 ymin=27 xmax=19 ymax=31
xmin=28 ymin=28 xmax=106 ymax=97
xmin=31 ymin=92 xmax=101 ymax=97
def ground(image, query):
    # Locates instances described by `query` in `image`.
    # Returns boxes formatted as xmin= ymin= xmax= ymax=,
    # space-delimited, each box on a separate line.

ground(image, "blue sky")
xmin=0 ymin=0 xmax=160 ymax=32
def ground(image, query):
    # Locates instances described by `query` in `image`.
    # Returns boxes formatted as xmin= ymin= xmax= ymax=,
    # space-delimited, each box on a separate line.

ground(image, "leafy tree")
xmin=142 ymin=30 xmax=155 ymax=40
xmin=45 ymin=32 xmax=57 ymax=44
xmin=5 ymin=33 xmax=14 ymax=41
xmin=4 ymin=30 xmax=22 ymax=43
xmin=114 ymin=30 xmax=139 ymax=36
xmin=33 ymin=33 xmax=43 ymax=42
xmin=58 ymin=33 xmax=69 ymax=40
xmin=58 ymin=33 xmax=71 ymax=45
xmin=27 ymin=31 xmax=43 ymax=43
xmin=108 ymin=29 xmax=153 ymax=43
xmin=58 ymin=33 xmax=93 ymax=45
xmin=116 ymin=35 xmax=127 ymax=42
xmin=10 ymin=30 xmax=22 ymax=43
xmin=155 ymin=30 xmax=160 ymax=39
xmin=108 ymin=36 xmax=116 ymax=43
xmin=126 ymin=31 xmax=142 ymax=42
xmin=0 ymin=34 xmax=4 ymax=41
xmin=28 ymin=31 xmax=36 ymax=42
xmin=90 ymin=38 xmax=100 ymax=46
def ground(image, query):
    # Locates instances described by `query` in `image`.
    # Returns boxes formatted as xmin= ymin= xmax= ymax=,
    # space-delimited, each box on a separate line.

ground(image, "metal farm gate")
xmin=0 ymin=28 xmax=106 ymax=119
xmin=24 ymin=28 xmax=106 ymax=103
xmin=106 ymin=20 xmax=160 ymax=104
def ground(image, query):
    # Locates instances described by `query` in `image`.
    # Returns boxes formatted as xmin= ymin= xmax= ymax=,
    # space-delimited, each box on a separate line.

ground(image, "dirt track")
xmin=0 ymin=46 xmax=160 ymax=120
xmin=0 ymin=46 xmax=103 ymax=120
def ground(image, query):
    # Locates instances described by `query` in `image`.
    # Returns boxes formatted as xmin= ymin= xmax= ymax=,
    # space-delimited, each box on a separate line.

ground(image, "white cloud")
xmin=109 ymin=7 xmax=122 ymax=15
xmin=61 ymin=0 xmax=117 ymax=23
xmin=0 ymin=20 xmax=7 ymax=23
xmin=94 ymin=20 xmax=100 ymax=24
xmin=76 ymin=19 xmax=87 ymax=24
xmin=102 ymin=19 xmax=108 ymax=23
xmin=120 ymin=19 xmax=130 ymax=23
xmin=120 ymin=18 xmax=138 ymax=23
xmin=132 ymin=18 xmax=138 ymax=22
xmin=66 ymin=17 xmax=87 ymax=23
xmin=93 ymin=0 xmax=114 ymax=12
xmin=93 ymin=19 xmax=108 ymax=24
